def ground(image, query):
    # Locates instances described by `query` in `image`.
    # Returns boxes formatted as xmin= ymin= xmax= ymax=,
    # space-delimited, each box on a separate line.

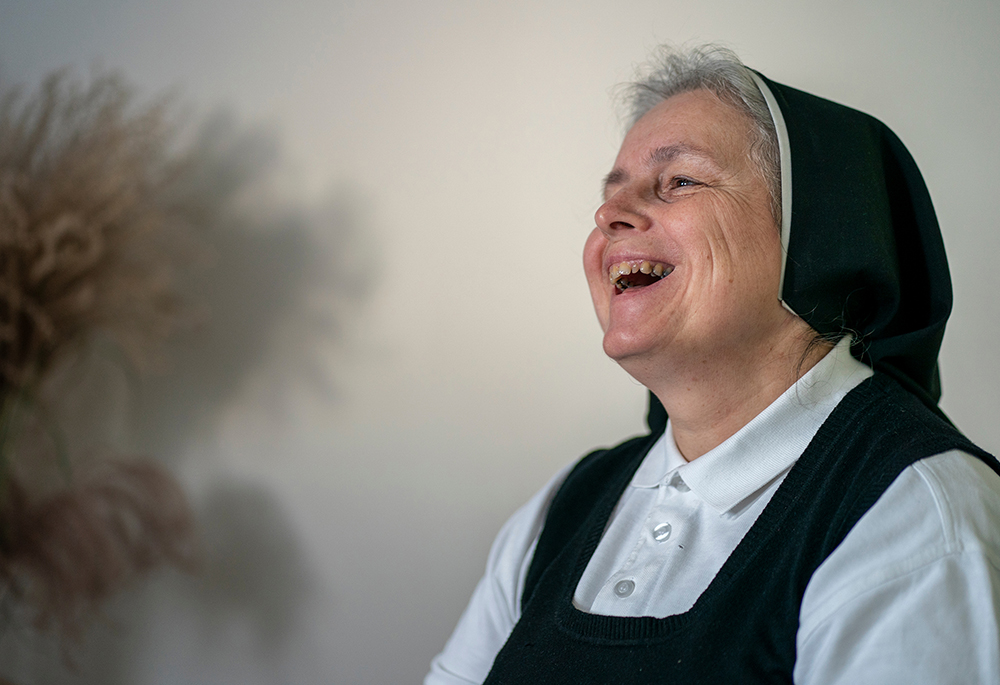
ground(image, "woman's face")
xmin=584 ymin=88 xmax=793 ymax=378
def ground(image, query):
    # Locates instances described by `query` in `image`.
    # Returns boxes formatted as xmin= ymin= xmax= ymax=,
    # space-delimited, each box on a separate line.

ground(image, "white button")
xmin=614 ymin=580 xmax=635 ymax=598
xmin=653 ymin=522 xmax=672 ymax=542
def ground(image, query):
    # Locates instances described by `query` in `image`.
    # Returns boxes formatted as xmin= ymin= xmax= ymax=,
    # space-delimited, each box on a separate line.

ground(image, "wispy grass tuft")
xmin=0 ymin=69 xmax=199 ymax=654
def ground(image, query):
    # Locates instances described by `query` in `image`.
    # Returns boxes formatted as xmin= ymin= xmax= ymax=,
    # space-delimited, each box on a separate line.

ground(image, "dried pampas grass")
xmin=0 ymin=69 xmax=198 ymax=651
xmin=0 ymin=70 xmax=185 ymax=390
xmin=0 ymin=460 xmax=196 ymax=642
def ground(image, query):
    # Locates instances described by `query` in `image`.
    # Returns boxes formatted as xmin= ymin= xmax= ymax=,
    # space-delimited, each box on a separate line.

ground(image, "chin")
xmin=601 ymin=327 xmax=659 ymax=366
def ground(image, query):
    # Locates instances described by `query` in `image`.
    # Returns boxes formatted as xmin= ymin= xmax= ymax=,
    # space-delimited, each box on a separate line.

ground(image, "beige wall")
xmin=1 ymin=0 xmax=998 ymax=682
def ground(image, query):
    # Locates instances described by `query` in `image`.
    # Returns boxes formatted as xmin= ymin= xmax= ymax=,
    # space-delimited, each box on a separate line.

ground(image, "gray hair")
xmin=622 ymin=45 xmax=781 ymax=223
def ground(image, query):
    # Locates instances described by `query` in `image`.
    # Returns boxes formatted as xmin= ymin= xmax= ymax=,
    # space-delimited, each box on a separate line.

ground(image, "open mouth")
xmin=608 ymin=260 xmax=674 ymax=292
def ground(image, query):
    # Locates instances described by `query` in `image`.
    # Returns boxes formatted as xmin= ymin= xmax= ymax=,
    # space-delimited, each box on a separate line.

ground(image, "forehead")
xmin=605 ymin=89 xmax=754 ymax=190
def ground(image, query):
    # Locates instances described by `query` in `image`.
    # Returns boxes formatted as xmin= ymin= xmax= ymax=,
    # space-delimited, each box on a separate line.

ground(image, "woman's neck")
xmin=643 ymin=328 xmax=832 ymax=461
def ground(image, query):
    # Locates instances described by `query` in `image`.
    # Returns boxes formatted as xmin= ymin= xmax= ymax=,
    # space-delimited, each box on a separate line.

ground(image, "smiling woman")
xmin=426 ymin=45 xmax=1000 ymax=684
xmin=583 ymin=88 xmax=816 ymax=459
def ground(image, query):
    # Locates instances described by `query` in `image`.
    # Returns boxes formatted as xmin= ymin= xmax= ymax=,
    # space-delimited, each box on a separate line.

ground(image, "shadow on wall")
xmin=0 ymin=109 xmax=369 ymax=684
xmin=135 ymin=111 xmax=368 ymax=460
xmin=1 ymin=481 xmax=316 ymax=685
xmin=190 ymin=482 xmax=313 ymax=653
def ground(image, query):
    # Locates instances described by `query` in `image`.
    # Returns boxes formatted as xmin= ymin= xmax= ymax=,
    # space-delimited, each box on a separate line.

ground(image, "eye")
xmin=656 ymin=175 xmax=701 ymax=200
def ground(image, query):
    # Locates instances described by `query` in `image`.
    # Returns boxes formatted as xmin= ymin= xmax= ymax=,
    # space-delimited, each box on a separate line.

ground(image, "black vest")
xmin=483 ymin=374 xmax=997 ymax=684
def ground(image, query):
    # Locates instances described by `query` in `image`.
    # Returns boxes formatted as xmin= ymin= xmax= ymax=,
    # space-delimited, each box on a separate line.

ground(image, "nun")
xmin=426 ymin=45 xmax=1000 ymax=684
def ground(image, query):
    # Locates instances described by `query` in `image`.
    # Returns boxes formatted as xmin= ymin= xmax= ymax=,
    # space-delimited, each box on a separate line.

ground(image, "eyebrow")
xmin=601 ymin=143 xmax=714 ymax=197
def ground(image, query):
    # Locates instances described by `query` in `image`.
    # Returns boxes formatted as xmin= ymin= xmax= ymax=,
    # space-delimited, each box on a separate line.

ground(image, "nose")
xmin=594 ymin=189 xmax=651 ymax=237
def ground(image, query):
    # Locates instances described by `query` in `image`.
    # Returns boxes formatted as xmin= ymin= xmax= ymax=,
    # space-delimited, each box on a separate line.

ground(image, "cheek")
xmin=709 ymin=193 xmax=782 ymax=288
xmin=729 ymin=219 xmax=783 ymax=296
xmin=583 ymin=228 xmax=610 ymax=329
xmin=716 ymin=215 xmax=785 ymax=321
xmin=583 ymin=228 xmax=604 ymax=279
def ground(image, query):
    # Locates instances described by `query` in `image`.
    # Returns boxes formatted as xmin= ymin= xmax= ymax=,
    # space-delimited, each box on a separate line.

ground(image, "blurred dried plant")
xmin=0 ymin=70 xmax=199 ymax=649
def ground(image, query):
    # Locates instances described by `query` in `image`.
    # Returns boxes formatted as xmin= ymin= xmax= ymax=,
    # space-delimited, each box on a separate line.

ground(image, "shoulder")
xmin=537 ymin=432 xmax=661 ymax=533
xmin=425 ymin=462 xmax=575 ymax=685
xmin=801 ymin=449 xmax=1000 ymax=631
xmin=804 ymin=375 xmax=995 ymax=535
xmin=522 ymin=433 xmax=660 ymax=605
xmin=469 ymin=433 xmax=655 ymax=618
xmin=795 ymin=449 xmax=1000 ymax=683
xmin=485 ymin=461 xmax=576 ymax=611
xmin=840 ymin=374 xmax=982 ymax=456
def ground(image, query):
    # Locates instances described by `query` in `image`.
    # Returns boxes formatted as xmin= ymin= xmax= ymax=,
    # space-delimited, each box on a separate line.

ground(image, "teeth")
xmin=607 ymin=260 xmax=674 ymax=289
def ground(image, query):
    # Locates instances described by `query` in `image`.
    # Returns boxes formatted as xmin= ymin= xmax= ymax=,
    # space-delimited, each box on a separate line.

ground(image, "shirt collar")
xmin=629 ymin=336 xmax=873 ymax=514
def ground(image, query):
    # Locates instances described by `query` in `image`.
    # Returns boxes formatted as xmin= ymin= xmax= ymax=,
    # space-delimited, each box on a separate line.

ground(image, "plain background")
xmin=1 ymin=1 xmax=998 ymax=683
